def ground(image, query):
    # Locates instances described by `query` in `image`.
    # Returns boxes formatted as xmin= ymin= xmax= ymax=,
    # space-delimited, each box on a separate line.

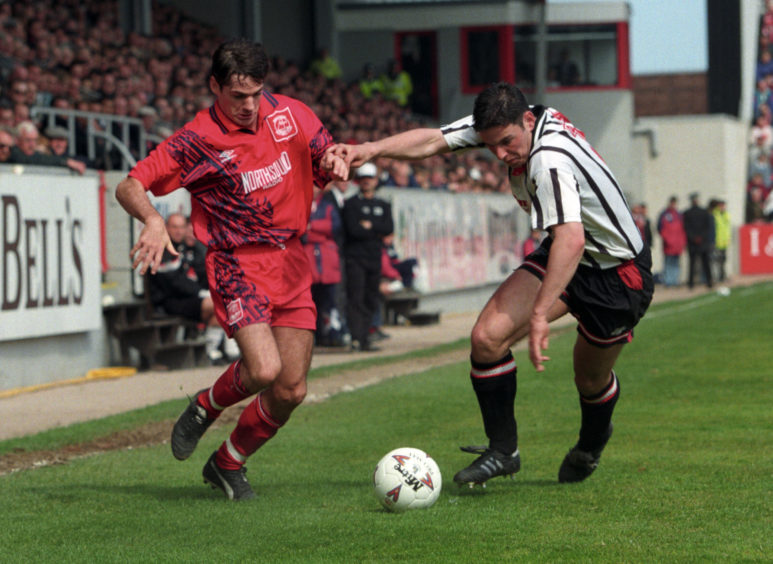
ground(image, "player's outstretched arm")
xmin=115 ymin=176 xmax=177 ymax=275
xmin=334 ymin=128 xmax=451 ymax=168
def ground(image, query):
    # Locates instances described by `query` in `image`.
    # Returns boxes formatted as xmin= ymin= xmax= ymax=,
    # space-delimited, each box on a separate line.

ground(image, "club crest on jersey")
xmin=227 ymin=298 xmax=244 ymax=325
xmin=266 ymin=107 xmax=298 ymax=142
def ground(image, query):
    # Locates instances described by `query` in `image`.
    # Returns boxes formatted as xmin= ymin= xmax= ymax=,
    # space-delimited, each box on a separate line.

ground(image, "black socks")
xmin=470 ymin=352 xmax=518 ymax=454
xmin=577 ymin=371 xmax=619 ymax=451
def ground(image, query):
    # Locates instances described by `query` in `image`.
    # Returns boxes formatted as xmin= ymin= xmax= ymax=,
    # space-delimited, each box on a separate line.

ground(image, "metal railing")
xmin=30 ymin=107 xmax=166 ymax=171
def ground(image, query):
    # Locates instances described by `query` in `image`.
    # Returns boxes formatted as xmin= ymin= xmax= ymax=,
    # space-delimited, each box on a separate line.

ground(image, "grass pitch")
xmin=1 ymin=282 xmax=771 ymax=562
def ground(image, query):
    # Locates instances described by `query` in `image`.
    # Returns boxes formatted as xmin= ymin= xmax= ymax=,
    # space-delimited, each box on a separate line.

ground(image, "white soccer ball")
xmin=372 ymin=447 xmax=442 ymax=512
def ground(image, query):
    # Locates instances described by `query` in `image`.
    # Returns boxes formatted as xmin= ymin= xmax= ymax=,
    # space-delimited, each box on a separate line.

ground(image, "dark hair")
xmin=472 ymin=82 xmax=530 ymax=131
xmin=210 ymin=39 xmax=270 ymax=87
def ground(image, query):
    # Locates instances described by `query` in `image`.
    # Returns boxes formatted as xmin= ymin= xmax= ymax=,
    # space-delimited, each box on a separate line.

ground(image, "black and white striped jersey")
xmin=440 ymin=107 xmax=643 ymax=269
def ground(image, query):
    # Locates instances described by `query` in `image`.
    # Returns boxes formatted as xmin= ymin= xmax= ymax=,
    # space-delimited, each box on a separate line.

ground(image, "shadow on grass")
xmin=19 ymin=482 xmax=221 ymax=502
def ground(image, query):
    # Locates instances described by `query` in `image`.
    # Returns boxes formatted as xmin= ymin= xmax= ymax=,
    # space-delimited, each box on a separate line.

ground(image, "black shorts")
xmin=519 ymin=243 xmax=654 ymax=347
xmin=162 ymin=295 xmax=204 ymax=321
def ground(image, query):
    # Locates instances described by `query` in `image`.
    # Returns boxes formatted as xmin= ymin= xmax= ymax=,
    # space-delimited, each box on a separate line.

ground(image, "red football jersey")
xmin=130 ymin=91 xmax=335 ymax=250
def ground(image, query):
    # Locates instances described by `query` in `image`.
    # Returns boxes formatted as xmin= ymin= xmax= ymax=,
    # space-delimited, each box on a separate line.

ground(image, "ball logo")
xmin=373 ymin=447 xmax=442 ymax=512
xmin=385 ymin=485 xmax=402 ymax=503
xmin=266 ymin=108 xmax=298 ymax=142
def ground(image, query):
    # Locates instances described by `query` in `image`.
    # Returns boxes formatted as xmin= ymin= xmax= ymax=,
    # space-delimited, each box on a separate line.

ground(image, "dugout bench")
xmin=381 ymin=290 xmax=440 ymax=326
xmin=102 ymin=276 xmax=210 ymax=370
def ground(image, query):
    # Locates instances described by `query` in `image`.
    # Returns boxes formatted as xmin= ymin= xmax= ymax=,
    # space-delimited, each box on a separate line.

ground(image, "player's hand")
xmin=331 ymin=143 xmax=373 ymax=169
xmin=129 ymin=215 xmax=177 ymax=275
xmin=528 ymin=312 xmax=551 ymax=372
xmin=321 ymin=147 xmax=350 ymax=181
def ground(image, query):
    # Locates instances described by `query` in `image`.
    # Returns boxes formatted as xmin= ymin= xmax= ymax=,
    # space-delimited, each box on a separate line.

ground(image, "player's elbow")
xmin=553 ymin=221 xmax=585 ymax=255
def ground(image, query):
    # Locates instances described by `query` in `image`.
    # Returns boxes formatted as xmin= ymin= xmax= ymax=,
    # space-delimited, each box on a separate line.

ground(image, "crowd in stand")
xmin=0 ymin=0 xmax=510 ymax=192
xmin=748 ymin=0 xmax=773 ymax=222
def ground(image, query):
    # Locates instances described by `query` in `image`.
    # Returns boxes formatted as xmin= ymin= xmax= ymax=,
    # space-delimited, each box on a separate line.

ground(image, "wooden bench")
xmin=103 ymin=291 xmax=210 ymax=370
xmin=381 ymin=290 xmax=440 ymax=326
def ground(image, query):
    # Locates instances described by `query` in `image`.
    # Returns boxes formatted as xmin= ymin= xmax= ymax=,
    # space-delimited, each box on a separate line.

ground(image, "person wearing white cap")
xmin=342 ymin=163 xmax=393 ymax=351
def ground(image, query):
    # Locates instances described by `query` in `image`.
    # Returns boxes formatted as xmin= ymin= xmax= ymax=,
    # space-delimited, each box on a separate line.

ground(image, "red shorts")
xmin=206 ymin=238 xmax=316 ymax=337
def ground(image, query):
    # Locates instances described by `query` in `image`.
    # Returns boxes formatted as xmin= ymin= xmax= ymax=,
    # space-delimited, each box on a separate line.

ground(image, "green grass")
xmin=1 ymin=282 xmax=772 ymax=562
xmin=0 ymin=338 xmax=470 ymax=457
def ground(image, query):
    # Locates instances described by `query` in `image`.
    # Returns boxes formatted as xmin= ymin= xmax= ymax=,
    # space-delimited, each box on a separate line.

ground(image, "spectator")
xmin=303 ymin=184 xmax=345 ymax=347
xmin=44 ymin=126 xmax=70 ymax=157
xmin=13 ymin=102 xmax=31 ymax=126
xmin=754 ymin=78 xmax=771 ymax=118
xmin=382 ymin=233 xmax=418 ymax=290
xmin=147 ymin=213 xmax=228 ymax=364
xmin=381 ymin=59 xmax=413 ymax=107
xmin=749 ymin=113 xmax=773 ymax=156
xmin=358 ymin=63 xmax=383 ymax=99
xmin=324 ymin=179 xmax=354 ymax=346
xmin=757 ymin=49 xmax=773 ymax=82
xmin=9 ymin=120 xmax=86 ymax=174
xmin=748 ymin=147 xmax=772 ymax=190
xmin=0 ymin=101 xmax=14 ymax=128
xmin=554 ymin=49 xmax=581 ymax=86
xmin=522 ymin=228 xmax=544 ymax=258
xmin=0 ymin=126 xmax=14 ymax=163
xmin=631 ymin=202 xmax=653 ymax=248
xmin=309 ymin=47 xmax=342 ymax=80
xmin=384 ymin=160 xmax=416 ymax=188
xmin=747 ymin=184 xmax=768 ymax=223
xmin=343 ymin=162 xmax=394 ymax=352
xmin=371 ymin=247 xmax=402 ymax=343
xmin=44 ymin=125 xmax=93 ymax=167
xmin=182 ymin=220 xmax=209 ymax=291
xmin=709 ymin=199 xmax=731 ymax=283
xmin=682 ymin=192 xmax=714 ymax=290
xmin=657 ymin=196 xmax=687 ymax=287
xmin=765 ymin=187 xmax=773 ymax=220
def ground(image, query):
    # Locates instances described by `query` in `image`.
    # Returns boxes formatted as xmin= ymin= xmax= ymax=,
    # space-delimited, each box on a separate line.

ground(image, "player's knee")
xmin=272 ymin=379 xmax=307 ymax=408
xmin=241 ymin=359 xmax=282 ymax=392
xmin=573 ymin=369 xmax=611 ymax=396
xmin=470 ymin=323 xmax=505 ymax=360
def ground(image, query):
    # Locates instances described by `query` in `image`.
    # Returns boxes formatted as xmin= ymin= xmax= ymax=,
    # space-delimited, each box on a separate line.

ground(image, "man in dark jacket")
xmin=682 ymin=192 xmax=714 ymax=289
xmin=342 ymin=163 xmax=394 ymax=351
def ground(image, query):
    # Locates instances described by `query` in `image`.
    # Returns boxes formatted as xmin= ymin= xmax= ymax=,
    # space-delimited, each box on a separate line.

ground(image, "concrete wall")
xmin=635 ymin=114 xmax=749 ymax=280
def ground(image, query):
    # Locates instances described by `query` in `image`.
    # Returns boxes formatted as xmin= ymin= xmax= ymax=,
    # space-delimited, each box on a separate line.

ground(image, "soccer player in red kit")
xmin=116 ymin=39 xmax=349 ymax=500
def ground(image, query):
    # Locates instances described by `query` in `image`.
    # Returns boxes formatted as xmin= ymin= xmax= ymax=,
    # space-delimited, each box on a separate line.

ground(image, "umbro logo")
xmin=219 ymin=149 xmax=236 ymax=163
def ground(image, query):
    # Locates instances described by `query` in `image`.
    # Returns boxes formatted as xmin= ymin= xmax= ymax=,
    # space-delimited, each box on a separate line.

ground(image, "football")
xmin=372 ymin=447 xmax=442 ymax=512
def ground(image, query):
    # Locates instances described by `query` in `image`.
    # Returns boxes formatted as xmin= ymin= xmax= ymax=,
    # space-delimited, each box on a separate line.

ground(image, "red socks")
xmin=197 ymin=360 xmax=251 ymax=419
xmin=215 ymin=392 xmax=282 ymax=470
xmin=197 ymin=361 xmax=284 ymax=470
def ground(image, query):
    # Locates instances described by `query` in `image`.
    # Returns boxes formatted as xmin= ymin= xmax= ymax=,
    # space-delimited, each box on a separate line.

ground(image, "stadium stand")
xmin=749 ymin=2 xmax=773 ymax=222
xmin=0 ymin=0 xmax=509 ymax=191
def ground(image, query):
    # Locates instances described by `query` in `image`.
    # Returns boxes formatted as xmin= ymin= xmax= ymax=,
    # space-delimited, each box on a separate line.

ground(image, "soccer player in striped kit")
xmin=337 ymin=82 xmax=653 ymax=486
xmin=117 ymin=39 xmax=349 ymax=500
